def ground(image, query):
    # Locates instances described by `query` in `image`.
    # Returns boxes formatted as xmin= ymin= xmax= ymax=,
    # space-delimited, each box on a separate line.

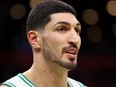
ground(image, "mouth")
xmin=65 ymin=47 xmax=77 ymax=54
xmin=64 ymin=48 xmax=78 ymax=61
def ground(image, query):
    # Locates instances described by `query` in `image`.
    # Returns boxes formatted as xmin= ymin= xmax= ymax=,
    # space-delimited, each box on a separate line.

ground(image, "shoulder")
xmin=67 ymin=77 xmax=87 ymax=87
xmin=1 ymin=73 xmax=20 ymax=87
xmin=1 ymin=73 xmax=36 ymax=87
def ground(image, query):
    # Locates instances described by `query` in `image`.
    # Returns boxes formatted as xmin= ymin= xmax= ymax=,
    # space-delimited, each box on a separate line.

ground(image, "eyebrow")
xmin=53 ymin=21 xmax=81 ymax=27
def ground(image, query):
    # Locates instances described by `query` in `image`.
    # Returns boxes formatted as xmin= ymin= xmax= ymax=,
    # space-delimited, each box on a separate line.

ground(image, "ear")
xmin=27 ymin=30 xmax=41 ymax=49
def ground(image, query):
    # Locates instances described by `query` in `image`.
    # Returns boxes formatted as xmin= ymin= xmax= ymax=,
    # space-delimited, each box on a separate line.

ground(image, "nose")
xmin=68 ymin=29 xmax=81 ymax=45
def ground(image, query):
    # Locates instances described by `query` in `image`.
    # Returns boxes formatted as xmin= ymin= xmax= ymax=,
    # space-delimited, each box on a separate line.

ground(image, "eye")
xmin=75 ymin=28 xmax=81 ymax=34
xmin=57 ymin=26 xmax=67 ymax=32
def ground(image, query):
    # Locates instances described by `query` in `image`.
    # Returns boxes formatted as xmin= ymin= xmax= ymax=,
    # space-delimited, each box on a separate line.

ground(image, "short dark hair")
xmin=26 ymin=0 xmax=77 ymax=33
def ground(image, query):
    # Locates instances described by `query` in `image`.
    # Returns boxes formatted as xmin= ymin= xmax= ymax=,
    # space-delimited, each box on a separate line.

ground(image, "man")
xmin=1 ymin=0 xmax=86 ymax=87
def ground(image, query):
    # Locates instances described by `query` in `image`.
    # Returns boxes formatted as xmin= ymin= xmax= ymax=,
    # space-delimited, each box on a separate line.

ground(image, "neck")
xmin=24 ymin=55 xmax=69 ymax=87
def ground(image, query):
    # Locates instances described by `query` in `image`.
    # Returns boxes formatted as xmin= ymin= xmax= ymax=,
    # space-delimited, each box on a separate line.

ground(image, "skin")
xmin=1 ymin=13 xmax=81 ymax=87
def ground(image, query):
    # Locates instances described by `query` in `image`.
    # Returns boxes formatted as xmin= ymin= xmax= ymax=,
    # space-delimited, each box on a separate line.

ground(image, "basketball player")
xmin=1 ymin=0 xmax=86 ymax=87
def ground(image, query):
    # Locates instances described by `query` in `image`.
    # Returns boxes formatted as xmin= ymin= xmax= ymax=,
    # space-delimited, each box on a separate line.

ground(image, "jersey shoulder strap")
xmin=67 ymin=77 xmax=87 ymax=87
xmin=2 ymin=73 xmax=36 ymax=87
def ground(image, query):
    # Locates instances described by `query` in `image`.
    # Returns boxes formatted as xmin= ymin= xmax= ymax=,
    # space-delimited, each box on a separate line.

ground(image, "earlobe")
xmin=27 ymin=30 xmax=41 ymax=48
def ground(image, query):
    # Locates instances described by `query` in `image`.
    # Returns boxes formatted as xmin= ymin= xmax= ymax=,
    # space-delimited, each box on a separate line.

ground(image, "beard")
xmin=41 ymin=37 xmax=77 ymax=70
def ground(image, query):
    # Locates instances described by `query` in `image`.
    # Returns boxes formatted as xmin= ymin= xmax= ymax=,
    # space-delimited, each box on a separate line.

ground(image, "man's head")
xmin=26 ymin=0 xmax=76 ymax=33
xmin=27 ymin=0 xmax=81 ymax=70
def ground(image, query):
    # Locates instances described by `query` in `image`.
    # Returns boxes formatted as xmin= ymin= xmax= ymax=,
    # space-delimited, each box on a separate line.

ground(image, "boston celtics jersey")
xmin=2 ymin=73 xmax=86 ymax=87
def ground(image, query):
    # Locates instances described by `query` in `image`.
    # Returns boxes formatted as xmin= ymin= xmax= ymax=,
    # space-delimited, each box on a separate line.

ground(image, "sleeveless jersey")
xmin=2 ymin=73 xmax=86 ymax=87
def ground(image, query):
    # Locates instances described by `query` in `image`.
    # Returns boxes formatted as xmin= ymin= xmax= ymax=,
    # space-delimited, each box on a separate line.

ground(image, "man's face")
xmin=41 ymin=13 xmax=81 ymax=70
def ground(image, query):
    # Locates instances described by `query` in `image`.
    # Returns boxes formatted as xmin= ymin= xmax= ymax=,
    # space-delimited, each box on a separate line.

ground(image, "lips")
xmin=64 ymin=48 xmax=78 ymax=61
xmin=65 ymin=48 xmax=77 ymax=55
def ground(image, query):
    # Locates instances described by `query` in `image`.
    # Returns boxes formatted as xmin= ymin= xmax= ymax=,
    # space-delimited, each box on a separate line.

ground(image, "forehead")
xmin=49 ymin=13 xmax=79 ymax=26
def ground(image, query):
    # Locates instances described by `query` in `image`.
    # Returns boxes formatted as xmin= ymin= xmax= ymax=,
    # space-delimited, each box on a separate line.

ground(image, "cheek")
xmin=45 ymin=35 xmax=65 ymax=52
xmin=51 ymin=38 xmax=64 ymax=50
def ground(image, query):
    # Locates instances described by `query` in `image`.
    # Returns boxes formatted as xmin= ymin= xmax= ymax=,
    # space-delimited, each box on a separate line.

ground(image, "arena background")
xmin=0 ymin=0 xmax=116 ymax=87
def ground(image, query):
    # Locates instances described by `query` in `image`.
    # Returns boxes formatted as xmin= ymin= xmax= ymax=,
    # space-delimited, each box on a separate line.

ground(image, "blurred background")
xmin=0 ymin=0 xmax=116 ymax=87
